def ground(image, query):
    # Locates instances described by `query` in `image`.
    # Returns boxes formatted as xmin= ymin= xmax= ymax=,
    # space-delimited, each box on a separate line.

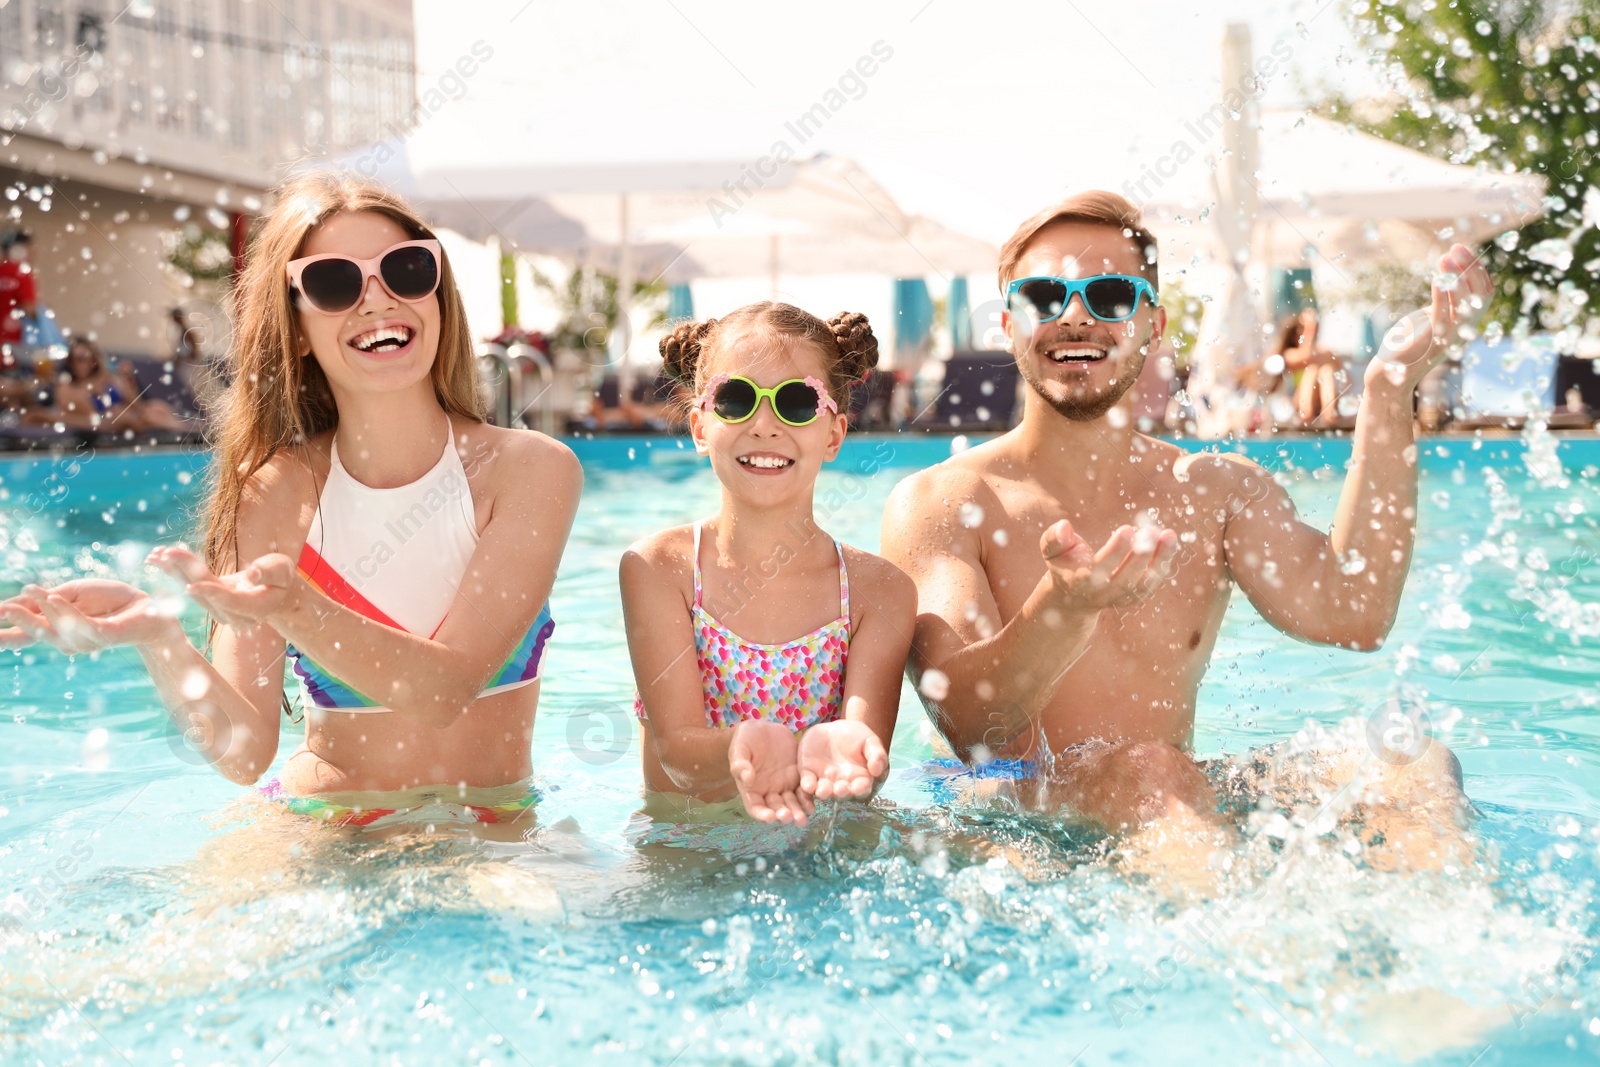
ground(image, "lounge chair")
xmin=912 ymin=351 xmax=1019 ymax=432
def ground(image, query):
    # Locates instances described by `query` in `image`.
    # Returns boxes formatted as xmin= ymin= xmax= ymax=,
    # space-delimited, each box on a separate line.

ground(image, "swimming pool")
xmin=2 ymin=432 xmax=1598 ymax=1065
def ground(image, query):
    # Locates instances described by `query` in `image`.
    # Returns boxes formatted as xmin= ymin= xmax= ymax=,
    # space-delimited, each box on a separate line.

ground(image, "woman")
xmin=22 ymin=337 xmax=198 ymax=433
xmin=1279 ymin=308 xmax=1346 ymax=426
xmin=0 ymin=172 xmax=581 ymax=829
xmin=1233 ymin=310 xmax=1347 ymax=430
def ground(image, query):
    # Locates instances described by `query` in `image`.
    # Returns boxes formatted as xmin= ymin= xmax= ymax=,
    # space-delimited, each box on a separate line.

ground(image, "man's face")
xmin=5 ymin=243 xmax=27 ymax=264
xmin=1002 ymin=220 xmax=1166 ymax=423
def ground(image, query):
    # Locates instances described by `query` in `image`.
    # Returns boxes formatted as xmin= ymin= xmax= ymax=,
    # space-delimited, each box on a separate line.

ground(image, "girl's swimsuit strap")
xmin=691 ymin=520 xmax=704 ymax=609
xmin=834 ymin=538 xmax=849 ymax=620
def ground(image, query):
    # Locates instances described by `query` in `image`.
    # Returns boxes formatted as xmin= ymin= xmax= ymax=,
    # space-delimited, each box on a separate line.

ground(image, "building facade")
xmin=1 ymin=0 xmax=416 ymax=358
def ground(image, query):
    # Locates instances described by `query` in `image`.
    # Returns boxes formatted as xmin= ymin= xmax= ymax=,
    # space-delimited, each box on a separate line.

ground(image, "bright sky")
xmin=408 ymin=0 xmax=1383 ymax=342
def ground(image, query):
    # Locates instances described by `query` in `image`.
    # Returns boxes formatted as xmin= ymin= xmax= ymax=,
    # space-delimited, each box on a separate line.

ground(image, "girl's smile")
xmin=737 ymin=450 xmax=796 ymax=473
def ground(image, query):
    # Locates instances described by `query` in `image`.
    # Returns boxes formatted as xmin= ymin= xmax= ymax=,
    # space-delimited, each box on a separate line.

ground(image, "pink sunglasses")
xmin=285 ymin=239 xmax=442 ymax=314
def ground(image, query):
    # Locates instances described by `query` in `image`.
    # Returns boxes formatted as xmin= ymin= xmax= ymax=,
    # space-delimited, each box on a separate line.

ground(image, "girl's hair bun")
xmin=659 ymin=318 xmax=717 ymax=385
xmin=827 ymin=311 xmax=879 ymax=383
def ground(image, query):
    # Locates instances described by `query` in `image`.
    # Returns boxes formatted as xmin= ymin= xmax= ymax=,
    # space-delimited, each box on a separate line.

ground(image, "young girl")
xmin=621 ymin=303 xmax=915 ymax=825
xmin=0 ymin=172 xmax=581 ymax=829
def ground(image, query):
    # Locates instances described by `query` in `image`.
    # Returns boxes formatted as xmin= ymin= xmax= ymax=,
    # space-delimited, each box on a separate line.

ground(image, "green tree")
xmin=500 ymin=246 xmax=519 ymax=331
xmin=1324 ymin=0 xmax=1599 ymax=334
xmin=1159 ymin=280 xmax=1207 ymax=373
xmin=530 ymin=264 xmax=668 ymax=361
xmin=163 ymin=223 xmax=234 ymax=287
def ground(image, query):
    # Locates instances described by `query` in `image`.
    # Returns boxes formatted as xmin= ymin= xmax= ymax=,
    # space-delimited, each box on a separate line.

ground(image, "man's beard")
xmin=1016 ymin=333 xmax=1149 ymax=423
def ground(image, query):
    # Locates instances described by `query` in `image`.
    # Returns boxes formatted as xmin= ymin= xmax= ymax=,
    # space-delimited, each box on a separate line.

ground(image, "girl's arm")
xmin=621 ymin=533 xmax=811 ymax=822
xmin=621 ymin=533 xmax=740 ymax=796
xmin=163 ymin=433 xmax=582 ymax=729
xmin=798 ymin=551 xmax=915 ymax=799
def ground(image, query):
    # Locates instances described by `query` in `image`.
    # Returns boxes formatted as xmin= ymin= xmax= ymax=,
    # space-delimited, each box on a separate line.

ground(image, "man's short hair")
xmin=997 ymin=192 xmax=1159 ymax=294
xmin=1 ymin=230 xmax=32 ymax=251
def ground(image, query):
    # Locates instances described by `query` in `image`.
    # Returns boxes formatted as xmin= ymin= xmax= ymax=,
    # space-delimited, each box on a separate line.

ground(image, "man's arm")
xmin=1224 ymin=244 xmax=1491 ymax=649
xmin=880 ymin=467 xmax=1175 ymax=761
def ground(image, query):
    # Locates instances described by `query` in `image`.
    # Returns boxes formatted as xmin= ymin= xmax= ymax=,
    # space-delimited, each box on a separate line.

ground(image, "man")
xmin=881 ymin=192 xmax=1485 ymax=857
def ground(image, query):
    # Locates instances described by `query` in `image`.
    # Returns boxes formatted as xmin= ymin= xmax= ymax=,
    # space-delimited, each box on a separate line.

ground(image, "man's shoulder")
xmin=1173 ymin=447 xmax=1281 ymax=515
xmin=887 ymin=453 xmax=998 ymax=516
xmin=1174 ymin=446 xmax=1269 ymax=484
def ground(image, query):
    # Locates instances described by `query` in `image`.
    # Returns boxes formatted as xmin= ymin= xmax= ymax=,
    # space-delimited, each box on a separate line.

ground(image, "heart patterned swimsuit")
xmin=634 ymin=521 xmax=850 ymax=730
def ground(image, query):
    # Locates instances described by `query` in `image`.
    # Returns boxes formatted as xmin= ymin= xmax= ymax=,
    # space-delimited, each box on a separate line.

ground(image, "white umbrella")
xmin=645 ymin=211 xmax=997 ymax=286
xmin=324 ymin=148 xmax=993 ymax=389
xmin=1142 ymin=111 xmax=1548 ymax=268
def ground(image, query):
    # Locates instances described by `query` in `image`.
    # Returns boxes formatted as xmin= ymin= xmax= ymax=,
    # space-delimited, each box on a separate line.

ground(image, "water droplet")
xmin=81 ymin=727 xmax=110 ymax=772
xmin=1527 ymin=238 xmax=1574 ymax=272
xmin=958 ymin=502 xmax=984 ymax=529
xmin=918 ymin=669 xmax=950 ymax=701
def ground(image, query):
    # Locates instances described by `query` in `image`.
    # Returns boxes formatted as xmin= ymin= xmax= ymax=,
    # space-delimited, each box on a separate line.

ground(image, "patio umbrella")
xmin=893 ymin=279 xmax=936 ymax=374
xmin=640 ymin=209 xmax=996 ymax=289
xmin=666 ymin=283 xmax=694 ymax=323
xmin=948 ymin=277 xmax=973 ymax=351
xmin=1140 ymin=112 xmax=1547 ymax=268
xmin=323 ymin=147 xmax=994 ymax=393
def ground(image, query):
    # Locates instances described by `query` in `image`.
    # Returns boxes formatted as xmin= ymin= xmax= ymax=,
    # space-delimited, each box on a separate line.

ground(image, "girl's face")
xmin=293 ymin=210 xmax=441 ymax=400
xmin=688 ymin=334 xmax=847 ymax=507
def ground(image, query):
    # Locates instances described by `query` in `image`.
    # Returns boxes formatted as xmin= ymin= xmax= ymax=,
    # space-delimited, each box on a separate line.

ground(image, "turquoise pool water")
xmin=2 ymin=433 xmax=1598 ymax=1065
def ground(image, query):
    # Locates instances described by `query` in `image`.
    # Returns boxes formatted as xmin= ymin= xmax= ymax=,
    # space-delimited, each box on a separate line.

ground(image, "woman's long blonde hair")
xmin=199 ymin=171 xmax=484 ymax=576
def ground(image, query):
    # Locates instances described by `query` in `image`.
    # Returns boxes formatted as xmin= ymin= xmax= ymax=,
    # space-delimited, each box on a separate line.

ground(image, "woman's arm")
xmin=167 ymin=432 xmax=583 ymax=729
xmin=0 ymin=455 xmax=308 ymax=784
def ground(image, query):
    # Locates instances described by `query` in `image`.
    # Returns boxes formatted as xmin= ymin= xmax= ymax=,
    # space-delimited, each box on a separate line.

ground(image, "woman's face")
xmin=688 ymin=334 xmax=846 ymax=509
xmin=292 ymin=210 xmax=442 ymax=401
xmin=66 ymin=346 xmax=97 ymax=380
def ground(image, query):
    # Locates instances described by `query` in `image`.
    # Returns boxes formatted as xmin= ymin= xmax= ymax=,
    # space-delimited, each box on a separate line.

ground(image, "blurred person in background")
xmin=23 ymin=338 xmax=199 ymax=433
xmin=1279 ymin=308 xmax=1347 ymax=426
xmin=0 ymin=231 xmax=40 ymax=413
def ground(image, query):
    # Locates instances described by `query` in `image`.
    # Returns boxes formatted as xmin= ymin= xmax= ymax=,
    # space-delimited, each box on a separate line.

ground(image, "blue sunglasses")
xmin=1005 ymin=274 xmax=1158 ymax=323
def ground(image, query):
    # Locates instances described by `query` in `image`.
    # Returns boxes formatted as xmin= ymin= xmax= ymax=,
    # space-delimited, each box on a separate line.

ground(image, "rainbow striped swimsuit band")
xmin=258 ymin=777 xmax=539 ymax=828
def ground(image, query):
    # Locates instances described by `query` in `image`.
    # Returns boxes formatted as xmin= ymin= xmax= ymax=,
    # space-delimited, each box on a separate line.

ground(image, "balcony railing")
xmin=0 ymin=0 xmax=416 ymax=187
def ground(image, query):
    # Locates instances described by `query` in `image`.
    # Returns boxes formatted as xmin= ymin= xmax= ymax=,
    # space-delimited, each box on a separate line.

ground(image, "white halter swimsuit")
xmin=283 ymin=421 xmax=554 ymax=711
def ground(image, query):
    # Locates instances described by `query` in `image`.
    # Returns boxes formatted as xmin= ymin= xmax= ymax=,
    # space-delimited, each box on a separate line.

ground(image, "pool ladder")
xmin=476 ymin=342 xmax=557 ymax=436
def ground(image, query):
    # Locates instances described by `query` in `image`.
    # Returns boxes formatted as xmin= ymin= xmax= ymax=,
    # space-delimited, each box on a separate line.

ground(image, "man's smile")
xmin=1043 ymin=344 xmax=1110 ymax=364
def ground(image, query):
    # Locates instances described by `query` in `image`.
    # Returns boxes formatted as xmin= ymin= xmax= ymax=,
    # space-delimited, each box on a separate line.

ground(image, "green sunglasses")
xmin=697 ymin=373 xmax=839 ymax=426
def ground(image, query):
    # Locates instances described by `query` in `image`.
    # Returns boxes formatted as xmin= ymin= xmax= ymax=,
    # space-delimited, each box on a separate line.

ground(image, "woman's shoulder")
xmin=244 ymin=440 xmax=322 ymax=504
xmin=457 ymin=422 xmax=581 ymax=491
xmin=231 ymin=442 xmax=323 ymax=555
